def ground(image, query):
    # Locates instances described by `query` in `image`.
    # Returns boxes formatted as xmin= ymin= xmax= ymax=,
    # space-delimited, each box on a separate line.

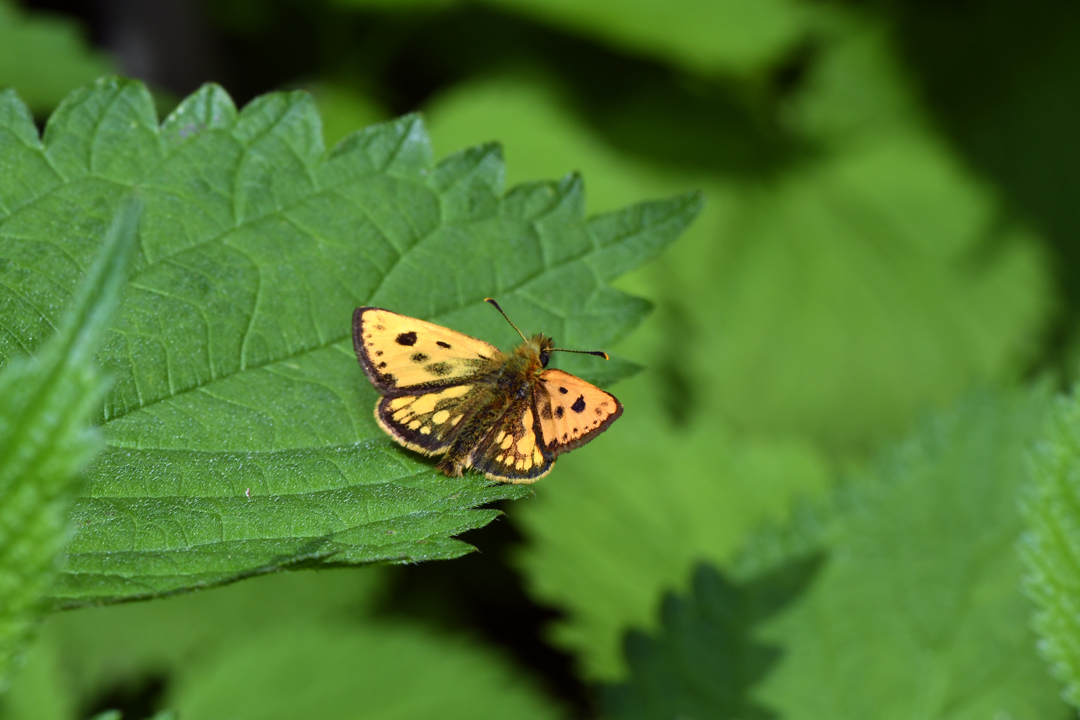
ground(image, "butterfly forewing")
xmin=534 ymin=369 xmax=623 ymax=455
xmin=353 ymin=307 xmax=502 ymax=393
xmin=469 ymin=395 xmax=555 ymax=483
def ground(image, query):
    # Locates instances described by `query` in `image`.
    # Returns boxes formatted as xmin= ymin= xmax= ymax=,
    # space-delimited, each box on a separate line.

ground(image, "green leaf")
xmin=740 ymin=388 xmax=1067 ymax=720
xmin=0 ymin=568 xmax=387 ymax=718
xmin=171 ymin=621 xmax=563 ymax=720
xmin=0 ymin=2 xmax=113 ymax=115
xmin=601 ymin=558 xmax=821 ymax=720
xmin=331 ymin=0 xmax=821 ymax=76
xmin=513 ymin=378 xmax=832 ymax=680
xmin=0 ymin=78 xmax=699 ymax=607
xmin=0 ymin=199 xmax=139 ymax=687
xmin=1020 ymin=388 xmax=1080 ymax=710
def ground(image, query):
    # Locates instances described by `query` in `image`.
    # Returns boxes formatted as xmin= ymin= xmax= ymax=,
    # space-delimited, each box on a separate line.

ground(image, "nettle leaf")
xmin=0 ymin=1 xmax=113 ymax=115
xmin=0 ymin=200 xmax=138 ymax=687
xmin=739 ymin=389 xmax=1066 ymax=720
xmin=0 ymin=77 xmax=700 ymax=607
xmin=1020 ymin=388 xmax=1080 ymax=711
xmin=514 ymin=378 xmax=832 ymax=680
xmin=601 ymin=559 xmax=821 ymax=720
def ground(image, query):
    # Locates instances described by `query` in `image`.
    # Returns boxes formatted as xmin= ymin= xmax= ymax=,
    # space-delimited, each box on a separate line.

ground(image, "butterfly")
xmin=352 ymin=299 xmax=623 ymax=483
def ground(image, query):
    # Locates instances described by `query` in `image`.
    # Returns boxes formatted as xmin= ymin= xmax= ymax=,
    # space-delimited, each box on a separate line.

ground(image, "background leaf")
xmin=740 ymin=388 xmax=1066 ymax=720
xmin=0 ymin=198 xmax=138 ymax=688
xmin=601 ymin=559 xmax=821 ymax=720
xmin=0 ymin=77 xmax=700 ymax=607
xmin=332 ymin=0 xmax=822 ymax=77
xmin=0 ymin=1 xmax=113 ymax=115
xmin=1020 ymin=388 xmax=1080 ymax=711
xmin=1 ymin=567 xmax=561 ymax=720
xmin=513 ymin=377 xmax=831 ymax=680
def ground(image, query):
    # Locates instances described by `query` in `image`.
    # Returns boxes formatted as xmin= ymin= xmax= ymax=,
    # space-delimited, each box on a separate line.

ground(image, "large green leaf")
xmin=1 ymin=567 xmax=561 ymax=720
xmin=1020 ymin=388 xmax=1080 ymax=710
xmin=601 ymin=559 xmax=820 ymax=720
xmin=0 ymin=199 xmax=138 ymax=688
xmin=171 ymin=620 xmax=563 ymax=720
xmin=0 ymin=77 xmax=700 ymax=607
xmin=0 ymin=1 xmax=112 ymax=115
xmin=513 ymin=377 xmax=832 ymax=680
xmin=0 ymin=569 xmax=386 ymax=719
xmin=741 ymin=388 xmax=1066 ymax=719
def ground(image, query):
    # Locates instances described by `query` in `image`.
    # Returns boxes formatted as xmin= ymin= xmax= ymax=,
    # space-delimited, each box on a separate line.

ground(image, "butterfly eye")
xmin=539 ymin=350 xmax=550 ymax=367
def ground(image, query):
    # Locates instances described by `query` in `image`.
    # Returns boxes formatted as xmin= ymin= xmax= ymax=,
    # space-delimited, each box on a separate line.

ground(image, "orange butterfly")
xmin=352 ymin=299 xmax=623 ymax=483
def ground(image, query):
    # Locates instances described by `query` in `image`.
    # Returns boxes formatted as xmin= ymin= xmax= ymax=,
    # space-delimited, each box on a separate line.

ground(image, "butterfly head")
xmin=534 ymin=334 xmax=556 ymax=368
xmin=486 ymin=298 xmax=610 ymax=369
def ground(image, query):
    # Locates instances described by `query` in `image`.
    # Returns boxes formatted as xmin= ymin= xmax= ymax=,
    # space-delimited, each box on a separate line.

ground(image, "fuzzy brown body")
xmin=435 ymin=342 xmax=545 ymax=477
xmin=352 ymin=307 xmax=622 ymax=483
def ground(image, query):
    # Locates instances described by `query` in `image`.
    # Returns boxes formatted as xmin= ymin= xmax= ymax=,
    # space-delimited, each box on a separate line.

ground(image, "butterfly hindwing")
xmin=375 ymin=384 xmax=488 ymax=455
xmin=468 ymin=395 xmax=555 ymax=484
xmin=353 ymin=307 xmax=502 ymax=393
xmin=534 ymin=369 xmax=623 ymax=455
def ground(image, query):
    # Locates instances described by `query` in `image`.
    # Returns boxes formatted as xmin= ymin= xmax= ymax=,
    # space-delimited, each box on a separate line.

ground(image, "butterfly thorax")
xmin=431 ymin=335 xmax=553 ymax=476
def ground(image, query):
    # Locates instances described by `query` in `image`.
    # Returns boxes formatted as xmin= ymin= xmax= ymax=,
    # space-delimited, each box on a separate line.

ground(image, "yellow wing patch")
xmin=375 ymin=384 xmax=480 ymax=455
xmin=469 ymin=399 xmax=554 ymax=484
xmin=353 ymin=307 xmax=501 ymax=392
xmin=535 ymin=369 xmax=623 ymax=455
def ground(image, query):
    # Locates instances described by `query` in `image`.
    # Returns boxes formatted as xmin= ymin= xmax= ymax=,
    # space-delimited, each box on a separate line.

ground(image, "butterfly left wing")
xmin=533 ymin=369 xmax=622 ymax=456
xmin=467 ymin=394 xmax=555 ymax=484
xmin=353 ymin=307 xmax=502 ymax=394
xmin=375 ymin=383 xmax=490 ymax=456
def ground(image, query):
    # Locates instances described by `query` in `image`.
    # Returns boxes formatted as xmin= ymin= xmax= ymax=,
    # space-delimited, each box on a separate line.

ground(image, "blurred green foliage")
xmin=0 ymin=199 xmax=138 ymax=690
xmin=1 ymin=0 xmax=1079 ymax=717
xmin=0 ymin=1 xmax=112 ymax=115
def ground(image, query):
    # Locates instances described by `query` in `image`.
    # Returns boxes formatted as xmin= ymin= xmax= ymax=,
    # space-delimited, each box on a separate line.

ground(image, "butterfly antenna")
xmin=551 ymin=348 xmax=610 ymax=360
xmin=485 ymin=298 xmax=528 ymax=342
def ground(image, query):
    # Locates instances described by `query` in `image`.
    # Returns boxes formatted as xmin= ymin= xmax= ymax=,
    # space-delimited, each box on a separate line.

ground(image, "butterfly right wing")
xmin=533 ymin=369 xmax=622 ymax=456
xmin=353 ymin=307 xmax=502 ymax=393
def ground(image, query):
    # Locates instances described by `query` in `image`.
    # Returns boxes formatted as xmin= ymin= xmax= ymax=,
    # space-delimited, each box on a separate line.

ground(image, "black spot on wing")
xmin=437 ymin=341 xmax=452 ymax=349
xmin=571 ymin=395 xmax=586 ymax=413
xmin=411 ymin=352 xmax=429 ymax=363
xmin=541 ymin=403 xmax=553 ymax=420
xmin=396 ymin=331 xmax=418 ymax=346
xmin=426 ymin=362 xmax=452 ymax=377
xmin=559 ymin=387 xmax=568 ymax=394
xmin=554 ymin=406 xmax=564 ymax=419
xmin=378 ymin=362 xmax=387 ymax=369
